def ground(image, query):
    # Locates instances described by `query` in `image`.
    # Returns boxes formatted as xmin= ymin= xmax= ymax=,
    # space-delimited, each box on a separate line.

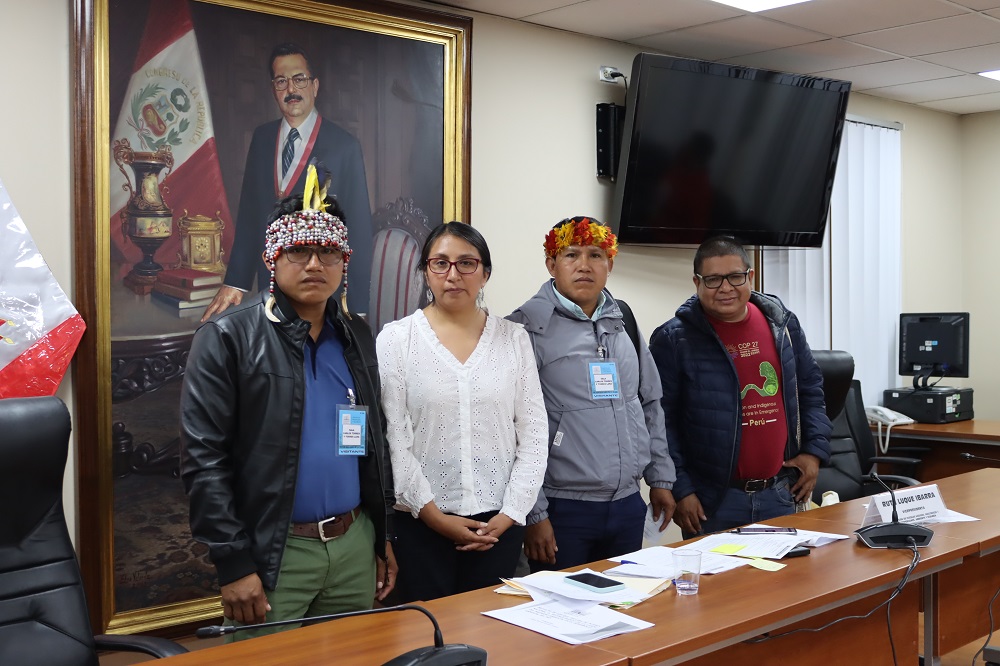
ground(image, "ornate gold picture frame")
xmin=72 ymin=0 xmax=470 ymax=634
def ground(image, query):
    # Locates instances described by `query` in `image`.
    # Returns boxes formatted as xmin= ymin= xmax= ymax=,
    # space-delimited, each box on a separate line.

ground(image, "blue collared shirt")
xmin=551 ymin=282 xmax=606 ymax=321
xmin=291 ymin=317 xmax=362 ymax=522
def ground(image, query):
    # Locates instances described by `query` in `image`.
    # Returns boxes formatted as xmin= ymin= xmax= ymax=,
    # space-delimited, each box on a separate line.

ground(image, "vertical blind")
xmin=762 ymin=120 xmax=902 ymax=406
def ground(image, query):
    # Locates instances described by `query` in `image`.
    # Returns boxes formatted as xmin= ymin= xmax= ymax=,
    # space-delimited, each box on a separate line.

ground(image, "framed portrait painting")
xmin=72 ymin=0 xmax=470 ymax=633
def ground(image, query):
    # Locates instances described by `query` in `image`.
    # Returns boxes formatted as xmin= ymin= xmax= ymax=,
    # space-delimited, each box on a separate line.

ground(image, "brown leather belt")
xmin=291 ymin=506 xmax=361 ymax=542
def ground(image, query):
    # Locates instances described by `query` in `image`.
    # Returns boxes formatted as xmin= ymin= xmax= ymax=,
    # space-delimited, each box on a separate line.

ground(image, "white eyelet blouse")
xmin=375 ymin=309 xmax=548 ymax=525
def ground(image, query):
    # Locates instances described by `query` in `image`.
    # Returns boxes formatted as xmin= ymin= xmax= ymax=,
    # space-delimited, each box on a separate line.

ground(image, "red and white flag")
xmin=0 ymin=178 xmax=86 ymax=398
xmin=109 ymin=0 xmax=233 ymax=268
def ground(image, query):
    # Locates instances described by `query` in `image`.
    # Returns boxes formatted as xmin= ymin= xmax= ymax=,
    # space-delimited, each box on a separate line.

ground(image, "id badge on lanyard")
xmin=337 ymin=388 xmax=368 ymax=456
xmin=588 ymin=359 xmax=620 ymax=400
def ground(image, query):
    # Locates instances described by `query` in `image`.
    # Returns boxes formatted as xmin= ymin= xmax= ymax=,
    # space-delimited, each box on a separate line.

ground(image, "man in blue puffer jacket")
xmin=649 ymin=236 xmax=831 ymax=535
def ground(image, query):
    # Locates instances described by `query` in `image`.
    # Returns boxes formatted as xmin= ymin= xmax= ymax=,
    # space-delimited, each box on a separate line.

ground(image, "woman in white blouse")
xmin=376 ymin=222 xmax=548 ymax=602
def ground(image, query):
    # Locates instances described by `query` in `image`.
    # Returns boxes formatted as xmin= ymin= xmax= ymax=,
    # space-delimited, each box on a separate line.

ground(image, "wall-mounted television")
xmin=611 ymin=53 xmax=851 ymax=248
xmin=899 ymin=312 xmax=970 ymax=388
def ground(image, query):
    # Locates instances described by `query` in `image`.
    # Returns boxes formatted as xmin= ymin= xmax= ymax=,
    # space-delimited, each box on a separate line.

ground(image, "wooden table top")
xmin=156 ymin=586 xmax=627 ymax=665
xmin=908 ymin=467 xmax=1000 ymax=554
xmin=801 ymin=467 xmax=1000 ymax=550
xmin=590 ymin=502 xmax=980 ymax=666
xmin=889 ymin=419 xmax=1000 ymax=442
xmin=156 ymin=469 xmax=1000 ymax=666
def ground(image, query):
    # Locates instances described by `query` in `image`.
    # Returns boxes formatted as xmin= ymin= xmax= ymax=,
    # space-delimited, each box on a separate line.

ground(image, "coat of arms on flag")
xmin=0 ymin=178 xmax=86 ymax=398
xmin=110 ymin=0 xmax=234 ymax=286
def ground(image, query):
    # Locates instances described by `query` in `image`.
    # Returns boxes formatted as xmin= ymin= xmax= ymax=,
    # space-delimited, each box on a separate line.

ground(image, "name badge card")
xmin=860 ymin=484 xmax=947 ymax=527
xmin=337 ymin=405 xmax=368 ymax=456
xmin=588 ymin=361 xmax=620 ymax=400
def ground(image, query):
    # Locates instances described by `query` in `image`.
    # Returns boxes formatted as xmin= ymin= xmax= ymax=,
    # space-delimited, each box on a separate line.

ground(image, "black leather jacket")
xmin=180 ymin=290 xmax=394 ymax=589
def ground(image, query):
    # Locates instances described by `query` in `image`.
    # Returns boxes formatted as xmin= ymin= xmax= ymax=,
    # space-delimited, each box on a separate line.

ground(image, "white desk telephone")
xmin=865 ymin=405 xmax=915 ymax=427
xmin=865 ymin=406 xmax=915 ymax=454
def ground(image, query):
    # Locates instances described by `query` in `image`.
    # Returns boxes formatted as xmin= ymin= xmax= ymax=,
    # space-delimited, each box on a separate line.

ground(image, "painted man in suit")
xmin=203 ymin=42 xmax=373 ymax=320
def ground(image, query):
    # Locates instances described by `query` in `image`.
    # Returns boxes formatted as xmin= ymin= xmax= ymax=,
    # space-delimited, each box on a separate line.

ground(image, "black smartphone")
xmin=734 ymin=526 xmax=797 ymax=534
xmin=784 ymin=546 xmax=811 ymax=558
xmin=564 ymin=572 xmax=626 ymax=593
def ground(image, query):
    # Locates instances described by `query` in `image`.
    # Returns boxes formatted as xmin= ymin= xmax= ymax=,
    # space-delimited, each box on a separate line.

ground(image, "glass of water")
xmin=673 ymin=550 xmax=702 ymax=595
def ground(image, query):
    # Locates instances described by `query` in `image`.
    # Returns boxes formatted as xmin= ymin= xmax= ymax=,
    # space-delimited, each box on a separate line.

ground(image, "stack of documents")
xmin=483 ymin=568 xmax=656 ymax=643
xmin=496 ymin=570 xmax=668 ymax=609
xmin=606 ymin=526 xmax=851 ymax=579
xmin=607 ymin=545 xmax=748 ymax=578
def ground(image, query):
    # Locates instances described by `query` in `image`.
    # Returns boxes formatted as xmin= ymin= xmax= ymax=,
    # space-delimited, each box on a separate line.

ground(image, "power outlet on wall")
xmin=599 ymin=66 xmax=621 ymax=83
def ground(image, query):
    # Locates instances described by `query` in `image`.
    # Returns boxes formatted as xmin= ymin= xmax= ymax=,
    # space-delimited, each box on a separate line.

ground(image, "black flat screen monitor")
xmin=899 ymin=312 xmax=970 ymax=385
xmin=611 ymin=53 xmax=851 ymax=248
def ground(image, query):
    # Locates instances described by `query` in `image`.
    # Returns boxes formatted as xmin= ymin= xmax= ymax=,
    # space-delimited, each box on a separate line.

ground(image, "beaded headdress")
xmin=543 ymin=216 xmax=618 ymax=259
xmin=263 ymin=164 xmax=352 ymax=320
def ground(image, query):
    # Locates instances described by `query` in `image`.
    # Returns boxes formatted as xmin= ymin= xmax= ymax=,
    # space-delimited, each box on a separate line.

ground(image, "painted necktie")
xmin=281 ymin=127 xmax=300 ymax=179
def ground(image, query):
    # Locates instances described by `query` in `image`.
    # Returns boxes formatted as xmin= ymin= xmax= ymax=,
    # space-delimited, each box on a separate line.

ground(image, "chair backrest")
xmin=0 ymin=396 xmax=98 ymax=666
xmin=811 ymin=350 xmax=854 ymax=420
xmin=811 ymin=351 xmax=866 ymax=503
xmin=369 ymin=197 xmax=434 ymax=333
xmin=842 ymin=378 xmax=881 ymax=474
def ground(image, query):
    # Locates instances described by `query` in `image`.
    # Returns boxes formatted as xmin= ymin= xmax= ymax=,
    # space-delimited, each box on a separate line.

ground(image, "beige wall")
xmin=1 ymin=1 xmax=983 ymax=544
xmin=0 ymin=0 xmax=77 ymax=537
xmin=465 ymin=12 xmax=696 ymax=339
xmin=960 ymin=111 xmax=1000 ymax=416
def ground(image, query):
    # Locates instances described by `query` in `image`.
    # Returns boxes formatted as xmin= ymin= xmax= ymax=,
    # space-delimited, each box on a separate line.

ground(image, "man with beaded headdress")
xmin=507 ymin=216 xmax=676 ymax=571
xmin=180 ymin=165 xmax=396 ymax=641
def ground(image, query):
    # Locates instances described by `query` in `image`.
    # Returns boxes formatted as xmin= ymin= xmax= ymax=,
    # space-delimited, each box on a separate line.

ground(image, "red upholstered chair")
xmin=369 ymin=198 xmax=434 ymax=333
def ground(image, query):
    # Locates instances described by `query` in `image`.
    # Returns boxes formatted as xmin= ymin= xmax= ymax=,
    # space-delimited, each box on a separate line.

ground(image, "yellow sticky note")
xmin=711 ymin=544 xmax=746 ymax=555
xmin=747 ymin=558 xmax=786 ymax=571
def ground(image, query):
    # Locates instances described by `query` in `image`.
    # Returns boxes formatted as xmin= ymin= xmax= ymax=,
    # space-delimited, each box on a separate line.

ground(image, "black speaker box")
xmin=596 ymin=103 xmax=624 ymax=180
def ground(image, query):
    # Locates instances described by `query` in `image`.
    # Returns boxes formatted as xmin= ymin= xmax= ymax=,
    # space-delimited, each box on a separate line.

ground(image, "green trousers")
xmin=228 ymin=511 xmax=376 ymax=642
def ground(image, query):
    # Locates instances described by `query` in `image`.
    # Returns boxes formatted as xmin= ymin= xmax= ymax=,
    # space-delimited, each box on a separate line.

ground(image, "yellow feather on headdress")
xmin=301 ymin=164 xmax=330 ymax=213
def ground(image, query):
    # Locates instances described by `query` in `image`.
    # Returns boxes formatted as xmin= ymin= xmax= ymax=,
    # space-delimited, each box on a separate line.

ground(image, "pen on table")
xmin=620 ymin=560 xmax=639 ymax=565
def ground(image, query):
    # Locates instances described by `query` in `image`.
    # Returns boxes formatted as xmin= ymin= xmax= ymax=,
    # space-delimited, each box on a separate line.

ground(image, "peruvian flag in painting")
xmin=109 ymin=0 xmax=233 ymax=268
xmin=0 ymin=178 xmax=86 ymax=398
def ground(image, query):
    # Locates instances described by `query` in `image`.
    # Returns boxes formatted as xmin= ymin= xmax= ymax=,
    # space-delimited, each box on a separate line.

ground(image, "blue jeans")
xmin=692 ymin=476 xmax=796 ymax=537
xmin=529 ymin=492 xmax=646 ymax=572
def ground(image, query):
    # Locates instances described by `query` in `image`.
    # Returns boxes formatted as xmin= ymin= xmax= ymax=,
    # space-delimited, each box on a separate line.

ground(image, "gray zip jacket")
xmin=508 ymin=281 xmax=675 ymax=525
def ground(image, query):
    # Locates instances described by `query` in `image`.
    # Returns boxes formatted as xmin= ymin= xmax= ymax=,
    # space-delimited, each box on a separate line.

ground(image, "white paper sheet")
xmin=860 ymin=500 xmax=980 ymax=525
xmin=482 ymin=599 xmax=654 ymax=645
xmin=608 ymin=545 xmax=748 ymax=575
xmin=690 ymin=532 xmax=803 ymax=559
xmin=643 ymin=503 xmax=672 ymax=545
xmin=793 ymin=527 xmax=850 ymax=547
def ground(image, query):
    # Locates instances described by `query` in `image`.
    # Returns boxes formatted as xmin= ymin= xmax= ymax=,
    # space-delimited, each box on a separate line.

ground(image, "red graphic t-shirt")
xmin=707 ymin=303 xmax=788 ymax=480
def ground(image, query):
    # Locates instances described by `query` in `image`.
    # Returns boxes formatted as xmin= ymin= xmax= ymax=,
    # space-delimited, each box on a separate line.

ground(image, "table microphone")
xmin=196 ymin=604 xmax=487 ymax=666
xmin=960 ymin=452 xmax=1000 ymax=464
xmin=854 ymin=472 xmax=934 ymax=549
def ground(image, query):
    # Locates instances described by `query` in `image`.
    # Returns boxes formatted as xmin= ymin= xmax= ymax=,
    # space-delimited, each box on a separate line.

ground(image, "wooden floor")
xmin=929 ymin=626 xmax=996 ymax=666
xmin=939 ymin=636 xmax=995 ymax=665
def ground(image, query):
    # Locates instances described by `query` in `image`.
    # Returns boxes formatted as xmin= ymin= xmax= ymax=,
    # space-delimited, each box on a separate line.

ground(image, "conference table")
xmin=764 ymin=468 xmax=1000 ymax=665
xmin=886 ymin=419 xmax=1000 ymax=480
xmin=156 ymin=469 xmax=1000 ymax=665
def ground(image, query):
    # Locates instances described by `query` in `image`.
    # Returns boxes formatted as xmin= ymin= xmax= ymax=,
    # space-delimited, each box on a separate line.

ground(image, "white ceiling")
xmin=424 ymin=0 xmax=1000 ymax=114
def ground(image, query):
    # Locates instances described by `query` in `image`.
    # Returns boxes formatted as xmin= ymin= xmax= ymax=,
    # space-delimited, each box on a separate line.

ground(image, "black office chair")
xmin=0 ymin=396 xmax=186 ymax=665
xmin=812 ymin=352 xmax=922 ymax=503
xmin=812 ymin=350 xmax=857 ymax=502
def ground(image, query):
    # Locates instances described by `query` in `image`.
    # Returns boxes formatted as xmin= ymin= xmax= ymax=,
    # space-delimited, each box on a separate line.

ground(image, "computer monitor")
xmin=898 ymin=312 xmax=970 ymax=389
